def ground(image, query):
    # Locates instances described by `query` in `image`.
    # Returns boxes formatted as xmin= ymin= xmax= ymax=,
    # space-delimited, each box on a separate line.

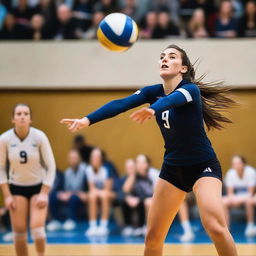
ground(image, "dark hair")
xmin=136 ymin=154 xmax=151 ymax=165
xmin=12 ymin=103 xmax=32 ymax=118
xmin=233 ymin=155 xmax=247 ymax=164
xmin=164 ymin=44 xmax=238 ymax=130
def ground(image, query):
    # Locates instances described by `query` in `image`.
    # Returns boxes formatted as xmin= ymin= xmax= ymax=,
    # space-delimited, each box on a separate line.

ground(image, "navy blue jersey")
xmin=86 ymin=80 xmax=216 ymax=166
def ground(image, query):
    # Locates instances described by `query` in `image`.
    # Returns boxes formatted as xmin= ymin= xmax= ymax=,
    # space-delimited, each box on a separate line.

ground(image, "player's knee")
xmin=145 ymin=228 xmax=164 ymax=249
xmin=30 ymin=226 xmax=46 ymax=240
xmin=203 ymin=220 xmax=226 ymax=238
xmin=13 ymin=231 xmax=27 ymax=242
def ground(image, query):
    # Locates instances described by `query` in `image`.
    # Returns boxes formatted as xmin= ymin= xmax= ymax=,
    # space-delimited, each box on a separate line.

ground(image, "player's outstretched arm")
xmin=60 ymin=117 xmax=90 ymax=132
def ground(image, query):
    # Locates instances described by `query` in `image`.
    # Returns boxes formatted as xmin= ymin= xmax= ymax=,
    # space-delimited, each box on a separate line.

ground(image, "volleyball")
xmin=97 ymin=13 xmax=139 ymax=52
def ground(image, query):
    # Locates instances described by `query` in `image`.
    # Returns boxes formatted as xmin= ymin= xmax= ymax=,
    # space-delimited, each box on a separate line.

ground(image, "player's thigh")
xmin=10 ymin=195 xmax=29 ymax=232
xmin=29 ymin=195 xmax=48 ymax=228
xmin=147 ymin=178 xmax=186 ymax=238
xmin=193 ymin=177 xmax=226 ymax=228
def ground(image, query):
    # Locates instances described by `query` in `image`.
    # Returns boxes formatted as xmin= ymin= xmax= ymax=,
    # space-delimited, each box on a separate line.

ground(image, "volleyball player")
xmin=61 ymin=44 xmax=238 ymax=256
xmin=0 ymin=104 xmax=56 ymax=256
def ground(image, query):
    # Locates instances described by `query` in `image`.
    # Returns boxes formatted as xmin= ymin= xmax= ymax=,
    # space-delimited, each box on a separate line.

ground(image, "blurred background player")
xmin=0 ymin=103 xmax=56 ymax=256
xmin=222 ymin=155 xmax=256 ymax=237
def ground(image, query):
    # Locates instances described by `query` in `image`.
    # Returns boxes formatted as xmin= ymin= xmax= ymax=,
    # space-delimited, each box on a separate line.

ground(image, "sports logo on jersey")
xmin=134 ymin=90 xmax=141 ymax=95
xmin=10 ymin=144 xmax=17 ymax=147
xmin=203 ymin=167 xmax=212 ymax=173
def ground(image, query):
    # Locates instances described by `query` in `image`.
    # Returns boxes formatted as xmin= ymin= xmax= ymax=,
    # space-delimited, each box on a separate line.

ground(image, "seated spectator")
xmin=73 ymin=134 xmax=94 ymax=164
xmin=94 ymin=0 xmax=119 ymax=15
xmin=152 ymin=10 xmax=180 ymax=38
xmin=33 ymin=0 xmax=58 ymax=37
xmin=72 ymin=0 xmax=93 ymax=35
xmin=188 ymin=8 xmax=208 ymax=38
xmin=54 ymin=4 xmax=77 ymax=39
xmin=214 ymin=0 xmax=239 ymax=38
xmin=47 ymin=150 xmax=88 ymax=231
xmin=0 ymin=13 xmax=18 ymax=39
xmin=222 ymin=155 xmax=256 ymax=237
xmin=140 ymin=10 xmax=157 ymax=39
xmin=85 ymin=148 xmax=116 ymax=236
xmin=82 ymin=11 xmax=104 ymax=39
xmin=238 ymin=0 xmax=256 ymax=37
xmin=121 ymin=154 xmax=158 ymax=237
xmin=12 ymin=0 xmax=35 ymax=27
xmin=29 ymin=14 xmax=52 ymax=39
xmin=178 ymin=196 xmax=195 ymax=242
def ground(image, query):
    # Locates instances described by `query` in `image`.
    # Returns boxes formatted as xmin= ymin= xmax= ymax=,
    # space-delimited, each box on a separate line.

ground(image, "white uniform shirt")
xmin=85 ymin=165 xmax=110 ymax=189
xmin=148 ymin=167 xmax=159 ymax=187
xmin=225 ymin=165 xmax=256 ymax=196
xmin=0 ymin=127 xmax=56 ymax=186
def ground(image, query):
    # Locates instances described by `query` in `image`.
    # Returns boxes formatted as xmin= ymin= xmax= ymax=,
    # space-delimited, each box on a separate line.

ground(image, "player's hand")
xmin=4 ymin=195 xmax=16 ymax=210
xmin=130 ymin=107 xmax=155 ymax=124
xmin=60 ymin=117 xmax=90 ymax=132
xmin=36 ymin=193 xmax=48 ymax=208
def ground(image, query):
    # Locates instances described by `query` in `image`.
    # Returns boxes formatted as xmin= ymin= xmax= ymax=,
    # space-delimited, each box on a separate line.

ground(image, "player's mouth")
xmin=161 ymin=64 xmax=169 ymax=69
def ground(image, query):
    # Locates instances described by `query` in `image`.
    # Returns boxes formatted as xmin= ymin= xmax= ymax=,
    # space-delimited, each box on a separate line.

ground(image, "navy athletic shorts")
xmin=159 ymin=158 xmax=222 ymax=192
xmin=10 ymin=183 xmax=42 ymax=200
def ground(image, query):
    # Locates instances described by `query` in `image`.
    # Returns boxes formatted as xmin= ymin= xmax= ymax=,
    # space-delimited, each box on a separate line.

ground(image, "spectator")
xmin=120 ymin=0 xmax=148 ymax=23
xmin=214 ymin=0 xmax=239 ymax=38
xmin=238 ymin=0 xmax=256 ymax=37
xmin=0 ymin=13 xmax=18 ymax=39
xmin=82 ymin=11 xmax=104 ymax=39
xmin=48 ymin=150 xmax=88 ymax=231
xmin=72 ymin=0 xmax=93 ymax=35
xmin=149 ymin=0 xmax=179 ymax=25
xmin=222 ymin=155 xmax=256 ymax=237
xmin=33 ymin=0 xmax=58 ymax=37
xmin=29 ymin=14 xmax=52 ymax=39
xmin=140 ymin=10 xmax=157 ymax=39
xmin=54 ymin=4 xmax=77 ymax=39
xmin=73 ymin=134 xmax=94 ymax=163
xmin=94 ymin=0 xmax=119 ymax=15
xmin=12 ymin=0 xmax=35 ymax=27
xmin=152 ymin=10 xmax=180 ymax=38
xmin=85 ymin=148 xmax=116 ymax=236
xmin=188 ymin=8 xmax=208 ymax=38
xmin=121 ymin=154 xmax=157 ymax=237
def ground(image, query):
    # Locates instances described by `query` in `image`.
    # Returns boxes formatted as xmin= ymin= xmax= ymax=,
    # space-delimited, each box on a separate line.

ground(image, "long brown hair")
xmin=165 ymin=44 xmax=238 ymax=130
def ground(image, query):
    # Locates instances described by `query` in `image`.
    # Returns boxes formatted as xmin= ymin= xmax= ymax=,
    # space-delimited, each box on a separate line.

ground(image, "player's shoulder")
xmin=225 ymin=168 xmax=236 ymax=177
xmin=0 ymin=128 xmax=14 ymax=141
xmin=180 ymin=81 xmax=200 ymax=93
xmin=30 ymin=127 xmax=48 ymax=138
xmin=245 ymin=165 xmax=256 ymax=175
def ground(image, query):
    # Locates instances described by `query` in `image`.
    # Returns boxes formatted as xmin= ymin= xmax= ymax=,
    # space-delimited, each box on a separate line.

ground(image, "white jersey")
xmin=148 ymin=167 xmax=159 ymax=187
xmin=0 ymin=127 xmax=56 ymax=186
xmin=225 ymin=165 xmax=256 ymax=195
xmin=85 ymin=165 xmax=110 ymax=189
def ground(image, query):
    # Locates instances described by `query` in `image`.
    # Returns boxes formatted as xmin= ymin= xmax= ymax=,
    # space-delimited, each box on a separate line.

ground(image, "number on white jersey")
xmin=162 ymin=110 xmax=170 ymax=129
xmin=20 ymin=151 xmax=28 ymax=164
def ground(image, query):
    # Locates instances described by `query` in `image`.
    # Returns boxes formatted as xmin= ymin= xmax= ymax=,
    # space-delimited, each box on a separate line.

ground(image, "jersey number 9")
xmin=162 ymin=110 xmax=170 ymax=129
xmin=20 ymin=151 xmax=28 ymax=164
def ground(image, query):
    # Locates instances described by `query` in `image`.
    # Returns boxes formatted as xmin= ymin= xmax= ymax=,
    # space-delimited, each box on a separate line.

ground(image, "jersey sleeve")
xmin=0 ymin=136 xmax=8 ymax=184
xmin=39 ymin=132 xmax=56 ymax=187
xmin=86 ymin=87 xmax=150 ymax=125
xmin=225 ymin=170 xmax=234 ymax=188
xmin=247 ymin=167 xmax=256 ymax=187
xmin=149 ymin=83 xmax=199 ymax=113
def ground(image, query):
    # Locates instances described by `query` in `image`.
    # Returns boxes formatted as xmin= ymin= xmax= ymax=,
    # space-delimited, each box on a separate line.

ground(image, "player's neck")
xmin=14 ymin=127 xmax=30 ymax=140
xmin=163 ymin=76 xmax=183 ymax=95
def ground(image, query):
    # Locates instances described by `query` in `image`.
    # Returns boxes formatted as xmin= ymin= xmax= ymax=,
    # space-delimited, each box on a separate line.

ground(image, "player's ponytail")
xmin=165 ymin=44 xmax=238 ymax=130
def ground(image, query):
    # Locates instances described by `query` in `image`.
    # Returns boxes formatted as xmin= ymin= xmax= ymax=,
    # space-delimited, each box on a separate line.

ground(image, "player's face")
xmin=90 ymin=149 xmax=102 ymax=169
xmin=68 ymin=150 xmax=81 ymax=167
xmin=159 ymin=48 xmax=188 ymax=80
xmin=125 ymin=159 xmax=136 ymax=175
xmin=12 ymin=105 xmax=32 ymax=128
xmin=231 ymin=156 xmax=245 ymax=172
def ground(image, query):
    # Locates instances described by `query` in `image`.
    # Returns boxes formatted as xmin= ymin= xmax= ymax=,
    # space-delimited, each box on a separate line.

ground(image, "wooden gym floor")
xmin=0 ymin=244 xmax=256 ymax=256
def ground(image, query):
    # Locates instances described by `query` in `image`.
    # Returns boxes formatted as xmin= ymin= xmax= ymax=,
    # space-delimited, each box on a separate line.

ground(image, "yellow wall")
xmin=0 ymin=89 xmax=256 ymax=175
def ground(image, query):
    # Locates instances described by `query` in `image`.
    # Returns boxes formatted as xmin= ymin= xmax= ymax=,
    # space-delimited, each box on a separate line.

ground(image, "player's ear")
xmin=181 ymin=65 xmax=188 ymax=74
